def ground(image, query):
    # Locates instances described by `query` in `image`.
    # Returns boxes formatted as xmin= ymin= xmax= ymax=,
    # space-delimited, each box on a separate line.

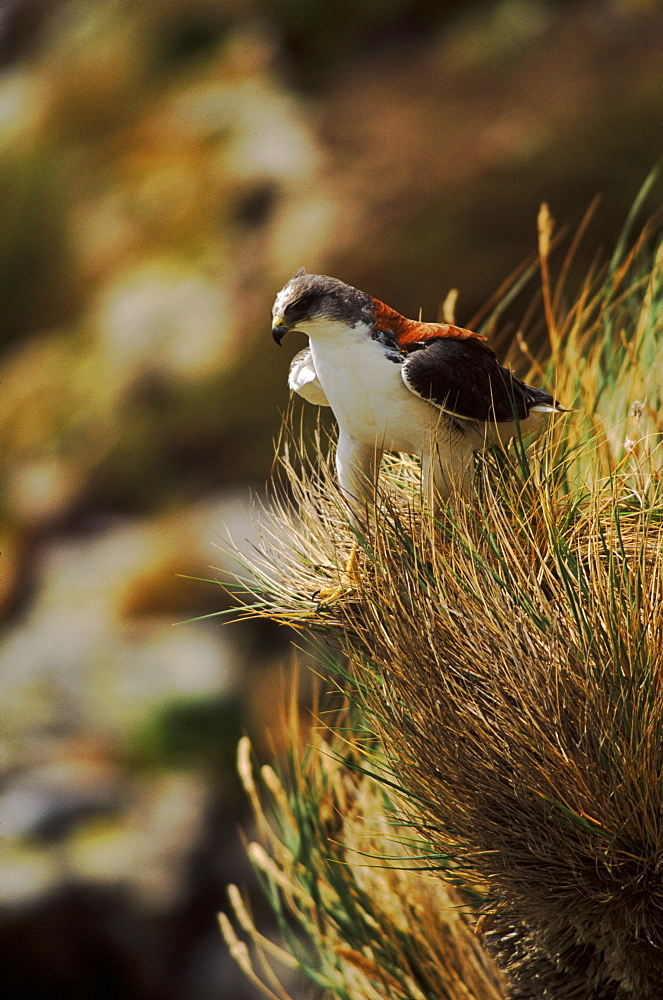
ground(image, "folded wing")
xmin=401 ymin=337 xmax=563 ymax=423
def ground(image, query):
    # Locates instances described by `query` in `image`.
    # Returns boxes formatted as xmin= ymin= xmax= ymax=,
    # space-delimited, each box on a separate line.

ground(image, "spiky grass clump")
xmin=223 ymin=206 xmax=663 ymax=999
xmin=335 ymin=483 xmax=663 ymax=997
xmin=221 ymin=706 xmax=505 ymax=1000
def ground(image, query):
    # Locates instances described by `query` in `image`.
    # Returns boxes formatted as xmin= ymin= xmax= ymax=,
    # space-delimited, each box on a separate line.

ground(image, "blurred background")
xmin=0 ymin=0 xmax=661 ymax=997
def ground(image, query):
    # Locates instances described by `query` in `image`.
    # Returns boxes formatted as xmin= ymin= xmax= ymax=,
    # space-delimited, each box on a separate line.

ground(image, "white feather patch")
xmin=288 ymin=347 xmax=330 ymax=406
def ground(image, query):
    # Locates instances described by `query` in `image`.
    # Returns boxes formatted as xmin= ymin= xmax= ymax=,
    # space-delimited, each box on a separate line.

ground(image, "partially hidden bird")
xmin=272 ymin=269 xmax=567 ymax=507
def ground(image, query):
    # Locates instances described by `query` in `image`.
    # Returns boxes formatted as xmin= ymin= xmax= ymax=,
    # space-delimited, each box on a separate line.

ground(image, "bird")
xmin=272 ymin=269 xmax=567 ymax=510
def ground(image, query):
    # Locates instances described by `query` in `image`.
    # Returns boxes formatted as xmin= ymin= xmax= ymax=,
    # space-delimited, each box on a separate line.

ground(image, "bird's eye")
xmin=287 ymin=295 xmax=312 ymax=317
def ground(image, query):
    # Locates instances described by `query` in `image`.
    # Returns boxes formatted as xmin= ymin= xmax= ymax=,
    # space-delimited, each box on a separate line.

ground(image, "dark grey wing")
xmin=401 ymin=337 xmax=560 ymax=423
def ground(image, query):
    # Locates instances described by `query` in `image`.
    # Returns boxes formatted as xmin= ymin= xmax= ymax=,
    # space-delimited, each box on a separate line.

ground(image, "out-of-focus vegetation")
xmin=0 ymin=0 xmax=661 ymax=997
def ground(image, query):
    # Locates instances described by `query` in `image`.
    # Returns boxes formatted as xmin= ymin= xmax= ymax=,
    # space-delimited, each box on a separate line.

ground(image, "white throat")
xmin=300 ymin=316 xmax=371 ymax=345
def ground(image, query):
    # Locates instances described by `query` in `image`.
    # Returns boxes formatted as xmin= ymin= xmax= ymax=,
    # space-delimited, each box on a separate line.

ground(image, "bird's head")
xmin=271 ymin=269 xmax=374 ymax=344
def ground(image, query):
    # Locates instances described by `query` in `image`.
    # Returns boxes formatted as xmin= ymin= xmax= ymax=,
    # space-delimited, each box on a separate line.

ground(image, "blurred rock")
xmin=96 ymin=264 xmax=231 ymax=380
xmin=68 ymin=772 xmax=210 ymax=911
xmin=0 ymin=750 xmax=121 ymax=841
xmin=0 ymin=501 xmax=251 ymax=742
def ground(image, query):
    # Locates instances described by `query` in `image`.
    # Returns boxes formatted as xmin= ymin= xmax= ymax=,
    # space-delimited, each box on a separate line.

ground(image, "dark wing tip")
xmin=524 ymin=384 xmax=573 ymax=414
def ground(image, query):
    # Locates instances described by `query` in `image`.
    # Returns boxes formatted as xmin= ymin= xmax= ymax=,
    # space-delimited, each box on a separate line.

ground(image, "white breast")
xmin=307 ymin=322 xmax=435 ymax=454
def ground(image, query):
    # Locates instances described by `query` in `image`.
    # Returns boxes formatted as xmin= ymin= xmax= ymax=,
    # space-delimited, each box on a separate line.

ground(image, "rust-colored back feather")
xmin=370 ymin=297 xmax=486 ymax=347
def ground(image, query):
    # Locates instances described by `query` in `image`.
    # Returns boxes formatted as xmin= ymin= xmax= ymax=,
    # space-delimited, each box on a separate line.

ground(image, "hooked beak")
xmin=271 ymin=315 xmax=288 ymax=345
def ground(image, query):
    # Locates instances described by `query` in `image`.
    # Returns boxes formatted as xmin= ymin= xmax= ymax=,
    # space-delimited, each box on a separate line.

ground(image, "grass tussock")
xmin=222 ymin=705 xmax=505 ymax=1000
xmin=222 ymin=201 xmax=663 ymax=999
